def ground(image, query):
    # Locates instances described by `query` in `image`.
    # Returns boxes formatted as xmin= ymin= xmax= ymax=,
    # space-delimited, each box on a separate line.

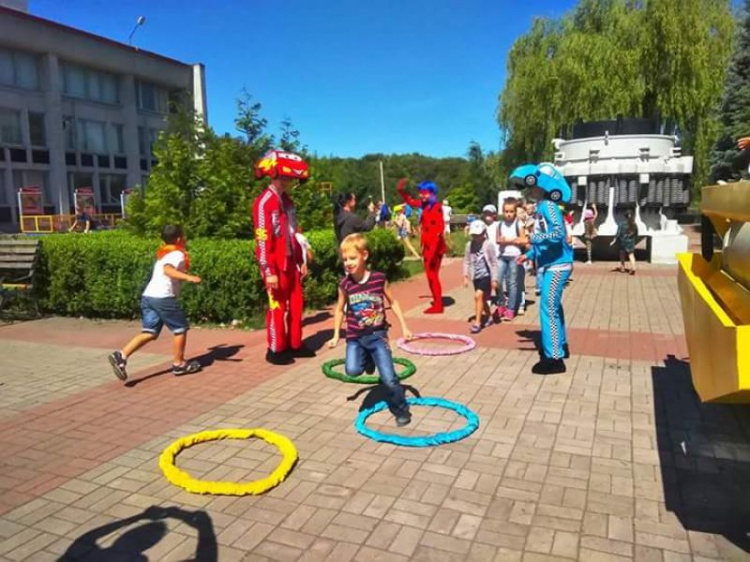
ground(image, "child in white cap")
xmin=463 ymin=220 xmax=499 ymax=333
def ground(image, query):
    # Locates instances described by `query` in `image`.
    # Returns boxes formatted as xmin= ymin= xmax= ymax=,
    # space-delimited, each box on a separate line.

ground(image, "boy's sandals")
xmin=172 ymin=360 xmax=202 ymax=375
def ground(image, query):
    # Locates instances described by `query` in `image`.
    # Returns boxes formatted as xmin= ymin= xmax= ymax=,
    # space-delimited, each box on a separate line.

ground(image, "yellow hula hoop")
xmin=159 ymin=429 xmax=298 ymax=496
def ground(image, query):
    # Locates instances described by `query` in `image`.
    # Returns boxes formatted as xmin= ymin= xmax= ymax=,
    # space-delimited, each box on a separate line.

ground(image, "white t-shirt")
xmin=499 ymin=219 xmax=522 ymax=257
xmin=485 ymin=220 xmax=499 ymax=257
xmin=143 ymin=250 xmax=185 ymax=299
xmin=295 ymin=232 xmax=310 ymax=266
xmin=442 ymin=206 xmax=452 ymax=229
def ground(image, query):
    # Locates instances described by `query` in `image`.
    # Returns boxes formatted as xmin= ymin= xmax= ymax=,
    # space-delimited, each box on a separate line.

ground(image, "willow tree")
xmin=498 ymin=0 xmax=734 ymax=193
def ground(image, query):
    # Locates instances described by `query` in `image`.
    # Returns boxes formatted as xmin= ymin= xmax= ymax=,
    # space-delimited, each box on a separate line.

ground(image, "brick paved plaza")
xmin=1 ymin=256 xmax=749 ymax=561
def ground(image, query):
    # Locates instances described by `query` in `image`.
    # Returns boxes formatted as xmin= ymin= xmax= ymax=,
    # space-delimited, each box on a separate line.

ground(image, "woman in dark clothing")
xmin=611 ymin=210 xmax=638 ymax=275
xmin=334 ymin=192 xmax=377 ymax=243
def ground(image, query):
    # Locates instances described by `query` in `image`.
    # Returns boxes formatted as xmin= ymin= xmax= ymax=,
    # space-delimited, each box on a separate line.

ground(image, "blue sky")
xmin=32 ymin=0 xmax=576 ymax=158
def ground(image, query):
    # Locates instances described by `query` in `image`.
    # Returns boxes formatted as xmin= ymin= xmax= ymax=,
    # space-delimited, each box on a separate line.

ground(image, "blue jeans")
xmin=345 ymin=330 xmax=409 ymax=417
xmin=497 ymin=256 xmax=520 ymax=312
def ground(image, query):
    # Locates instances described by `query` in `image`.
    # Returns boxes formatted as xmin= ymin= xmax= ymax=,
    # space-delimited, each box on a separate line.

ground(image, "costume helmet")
xmin=254 ymin=150 xmax=310 ymax=182
xmin=508 ymin=162 xmax=571 ymax=204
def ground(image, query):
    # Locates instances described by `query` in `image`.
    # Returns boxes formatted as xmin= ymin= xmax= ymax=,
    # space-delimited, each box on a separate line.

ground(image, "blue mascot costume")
xmin=510 ymin=163 xmax=573 ymax=375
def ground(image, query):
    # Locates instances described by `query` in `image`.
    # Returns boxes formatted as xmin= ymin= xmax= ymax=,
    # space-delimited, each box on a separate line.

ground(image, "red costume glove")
xmin=397 ymin=178 xmax=408 ymax=193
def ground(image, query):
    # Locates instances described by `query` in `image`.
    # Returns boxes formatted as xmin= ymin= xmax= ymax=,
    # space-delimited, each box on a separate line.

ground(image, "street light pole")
xmin=379 ymin=160 xmax=386 ymax=204
xmin=128 ymin=16 xmax=146 ymax=46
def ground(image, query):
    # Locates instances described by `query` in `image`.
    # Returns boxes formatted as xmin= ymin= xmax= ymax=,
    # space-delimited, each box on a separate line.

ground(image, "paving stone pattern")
xmin=0 ymin=259 xmax=748 ymax=561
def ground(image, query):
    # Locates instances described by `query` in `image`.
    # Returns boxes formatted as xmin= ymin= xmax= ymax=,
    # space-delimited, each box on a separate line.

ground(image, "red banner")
xmin=74 ymin=187 xmax=97 ymax=215
xmin=17 ymin=186 xmax=43 ymax=215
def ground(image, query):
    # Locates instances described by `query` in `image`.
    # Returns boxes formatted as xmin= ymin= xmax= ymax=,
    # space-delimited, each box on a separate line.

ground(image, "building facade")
xmin=0 ymin=5 xmax=206 ymax=225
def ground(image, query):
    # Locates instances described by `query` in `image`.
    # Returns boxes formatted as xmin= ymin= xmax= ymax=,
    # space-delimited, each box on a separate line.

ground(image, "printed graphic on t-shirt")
xmin=340 ymin=271 xmax=388 ymax=338
xmin=348 ymin=291 xmax=385 ymax=329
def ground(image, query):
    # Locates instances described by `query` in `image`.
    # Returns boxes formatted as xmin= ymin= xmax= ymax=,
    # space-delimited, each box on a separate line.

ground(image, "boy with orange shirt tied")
xmin=108 ymin=224 xmax=202 ymax=381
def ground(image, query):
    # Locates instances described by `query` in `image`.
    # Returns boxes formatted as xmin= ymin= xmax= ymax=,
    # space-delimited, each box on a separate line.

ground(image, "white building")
xmin=0 ymin=3 xmax=207 ymax=226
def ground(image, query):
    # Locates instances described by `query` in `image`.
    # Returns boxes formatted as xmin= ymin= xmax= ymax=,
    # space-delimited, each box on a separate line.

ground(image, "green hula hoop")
xmin=322 ymin=357 xmax=416 ymax=384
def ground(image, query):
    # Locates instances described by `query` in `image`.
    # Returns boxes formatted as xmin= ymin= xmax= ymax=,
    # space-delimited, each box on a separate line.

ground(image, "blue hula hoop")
xmin=355 ymin=397 xmax=479 ymax=447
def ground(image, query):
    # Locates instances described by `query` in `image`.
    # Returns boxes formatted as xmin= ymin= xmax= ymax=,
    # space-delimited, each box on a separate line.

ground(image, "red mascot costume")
xmin=397 ymin=179 xmax=446 ymax=314
xmin=253 ymin=150 xmax=316 ymax=365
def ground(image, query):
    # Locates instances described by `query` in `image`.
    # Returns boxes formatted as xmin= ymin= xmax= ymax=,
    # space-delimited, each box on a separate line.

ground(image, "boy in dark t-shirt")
xmin=328 ymin=233 xmax=413 ymax=426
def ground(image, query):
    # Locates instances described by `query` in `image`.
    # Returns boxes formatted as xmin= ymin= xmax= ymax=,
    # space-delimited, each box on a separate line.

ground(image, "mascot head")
xmin=508 ymin=162 xmax=571 ymax=204
xmin=254 ymin=150 xmax=310 ymax=184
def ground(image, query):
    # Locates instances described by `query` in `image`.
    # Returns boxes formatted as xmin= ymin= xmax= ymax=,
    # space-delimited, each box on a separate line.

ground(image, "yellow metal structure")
xmin=678 ymin=181 xmax=750 ymax=403
xmin=19 ymin=213 xmax=121 ymax=234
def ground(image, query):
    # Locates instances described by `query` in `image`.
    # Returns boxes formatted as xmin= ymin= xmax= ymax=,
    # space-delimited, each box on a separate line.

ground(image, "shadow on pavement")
xmin=125 ymin=344 xmax=243 ymax=387
xmin=652 ymin=355 xmax=750 ymax=553
xmin=515 ymin=329 xmax=543 ymax=354
xmin=347 ymin=383 xmax=422 ymax=412
xmin=57 ymin=505 xmax=217 ymax=561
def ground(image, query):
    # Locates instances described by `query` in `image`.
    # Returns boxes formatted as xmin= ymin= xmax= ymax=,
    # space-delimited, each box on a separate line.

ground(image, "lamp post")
xmin=128 ymin=16 xmax=146 ymax=46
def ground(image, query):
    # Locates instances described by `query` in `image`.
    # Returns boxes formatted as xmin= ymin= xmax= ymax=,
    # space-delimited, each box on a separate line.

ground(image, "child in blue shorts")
xmin=108 ymin=225 xmax=202 ymax=381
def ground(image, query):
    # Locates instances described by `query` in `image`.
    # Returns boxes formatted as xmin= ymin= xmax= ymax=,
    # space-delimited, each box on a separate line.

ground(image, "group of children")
xmin=463 ymin=197 xmax=536 ymax=333
xmin=108 ymin=158 xmax=591 ymax=425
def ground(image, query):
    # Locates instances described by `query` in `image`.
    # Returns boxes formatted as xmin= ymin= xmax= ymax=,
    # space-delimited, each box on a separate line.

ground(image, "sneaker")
xmin=172 ymin=360 xmax=202 ymax=376
xmin=396 ymin=413 xmax=412 ymax=427
xmin=291 ymin=345 xmax=316 ymax=358
xmin=531 ymin=359 xmax=566 ymax=375
xmin=586 ymin=260 xmax=592 ymax=265
xmin=482 ymin=316 xmax=493 ymax=329
xmin=108 ymin=351 xmax=128 ymax=381
xmin=492 ymin=308 xmax=502 ymax=323
xmin=503 ymin=310 xmax=515 ymax=322
xmin=470 ymin=324 xmax=481 ymax=334
xmin=265 ymin=349 xmax=295 ymax=365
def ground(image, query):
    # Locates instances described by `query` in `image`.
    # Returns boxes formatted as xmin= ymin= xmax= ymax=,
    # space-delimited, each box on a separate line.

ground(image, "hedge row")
xmin=36 ymin=228 xmax=405 ymax=323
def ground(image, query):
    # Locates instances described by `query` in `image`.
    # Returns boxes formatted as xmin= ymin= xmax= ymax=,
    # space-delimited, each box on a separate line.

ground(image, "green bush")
xmin=36 ymin=228 xmax=405 ymax=323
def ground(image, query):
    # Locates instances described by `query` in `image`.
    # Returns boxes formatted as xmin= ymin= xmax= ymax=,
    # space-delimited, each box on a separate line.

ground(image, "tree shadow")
xmin=57 ymin=505 xmax=217 ymax=561
xmin=347 ymin=383 xmax=422 ymax=412
xmin=652 ymin=355 xmax=750 ymax=553
xmin=125 ymin=344 xmax=244 ymax=387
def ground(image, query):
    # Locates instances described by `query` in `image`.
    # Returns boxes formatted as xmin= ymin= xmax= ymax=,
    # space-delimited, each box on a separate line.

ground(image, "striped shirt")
xmin=340 ymin=271 xmax=388 ymax=339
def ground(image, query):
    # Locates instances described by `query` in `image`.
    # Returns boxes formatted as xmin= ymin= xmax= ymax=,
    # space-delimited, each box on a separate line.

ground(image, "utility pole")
xmin=379 ymin=160 xmax=386 ymax=204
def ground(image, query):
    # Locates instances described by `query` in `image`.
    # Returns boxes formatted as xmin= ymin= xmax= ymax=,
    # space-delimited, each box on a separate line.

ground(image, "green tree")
xmin=497 ymin=0 xmax=735 ymax=194
xmin=235 ymin=88 xmax=273 ymax=156
xmin=279 ymin=116 xmax=304 ymax=153
xmin=711 ymin=1 xmax=750 ymax=182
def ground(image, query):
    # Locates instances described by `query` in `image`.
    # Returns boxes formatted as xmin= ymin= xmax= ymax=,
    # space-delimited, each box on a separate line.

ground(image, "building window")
xmin=61 ymin=62 xmax=119 ymax=104
xmin=110 ymin=124 xmax=124 ymax=154
xmin=29 ymin=112 xmax=46 ymax=147
xmin=136 ymin=81 xmax=168 ymax=113
xmin=99 ymin=173 xmax=126 ymax=204
xmin=68 ymin=172 xmax=93 ymax=205
xmin=138 ymin=127 xmax=161 ymax=157
xmin=0 ymin=108 xmax=22 ymax=145
xmin=63 ymin=116 xmax=75 ymax=150
xmin=0 ymin=170 xmax=7 ymax=205
xmin=75 ymin=119 xmax=107 ymax=154
xmin=0 ymin=47 xmax=39 ymax=90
